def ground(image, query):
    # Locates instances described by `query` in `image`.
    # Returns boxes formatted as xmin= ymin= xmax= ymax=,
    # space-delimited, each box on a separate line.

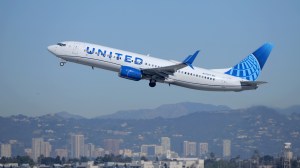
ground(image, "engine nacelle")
xmin=119 ymin=66 xmax=142 ymax=81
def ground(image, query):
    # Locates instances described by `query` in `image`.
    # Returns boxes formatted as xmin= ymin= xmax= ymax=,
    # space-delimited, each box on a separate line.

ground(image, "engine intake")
xmin=119 ymin=66 xmax=142 ymax=81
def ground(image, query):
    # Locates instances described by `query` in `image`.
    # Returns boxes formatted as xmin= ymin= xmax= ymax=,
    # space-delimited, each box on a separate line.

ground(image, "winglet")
xmin=183 ymin=50 xmax=200 ymax=69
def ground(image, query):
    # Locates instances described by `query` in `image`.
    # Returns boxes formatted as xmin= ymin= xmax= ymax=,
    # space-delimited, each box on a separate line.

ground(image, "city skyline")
xmin=1 ymin=135 xmax=295 ymax=163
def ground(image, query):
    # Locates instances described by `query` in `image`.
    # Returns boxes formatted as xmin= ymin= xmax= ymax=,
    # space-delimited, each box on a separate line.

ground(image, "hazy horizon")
xmin=1 ymin=101 xmax=299 ymax=118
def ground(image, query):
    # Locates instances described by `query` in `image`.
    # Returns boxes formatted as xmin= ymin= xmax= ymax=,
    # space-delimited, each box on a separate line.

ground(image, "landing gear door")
xmin=72 ymin=42 xmax=78 ymax=55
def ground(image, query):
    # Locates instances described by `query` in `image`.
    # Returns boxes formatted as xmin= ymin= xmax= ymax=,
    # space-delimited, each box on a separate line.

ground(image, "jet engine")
xmin=119 ymin=66 xmax=142 ymax=81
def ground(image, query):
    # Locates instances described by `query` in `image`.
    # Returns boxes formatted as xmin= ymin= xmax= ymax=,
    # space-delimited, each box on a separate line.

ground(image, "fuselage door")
xmin=72 ymin=42 xmax=78 ymax=55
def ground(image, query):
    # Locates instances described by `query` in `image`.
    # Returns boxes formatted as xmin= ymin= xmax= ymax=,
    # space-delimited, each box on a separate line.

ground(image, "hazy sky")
xmin=0 ymin=1 xmax=299 ymax=118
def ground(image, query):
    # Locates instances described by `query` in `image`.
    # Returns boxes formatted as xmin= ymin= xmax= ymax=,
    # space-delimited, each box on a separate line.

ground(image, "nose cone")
xmin=47 ymin=45 xmax=57 ymax=55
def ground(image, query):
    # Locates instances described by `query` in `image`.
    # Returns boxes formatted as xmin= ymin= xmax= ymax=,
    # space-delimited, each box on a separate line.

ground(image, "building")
xmin=41 ymin=141 xmax=52 ymax=157
xmin=70 ymin=134 xmax=85 ymax=158
xmin=1 ymin=144 xmax=11 ymax=157
xmin=199 ymin=143 xmax=208 ymax=157
xmin=174 ymin=158 xmax=204 ymax=168
xmin=155 ymin=145 xmax=163 ymax=156
xmin=122 ymin=149 xmax=133 ymax=157
xmin=183 ymin=141 xmax=189 ymax=157
xmin=32 ymin=138 xmax=43 ymax=161
xmin=103 ymin=139 xmax=122 ymax=155
xmin=32 ymin=138 xmax=52 ymax=161
xmin=161 ymin=137 xmax=171 ymax=155
xmin=141 ymin=145 xmax=156 ymax=157
xmin=93 ymin=148 xmax=105 ymax=157
xmin=223 ymin=139 xmax=231 ymax=158
xmin=24 ymin=148 xmax=32 ymax=158
xmin=55 ymin=149 xmax=68 ymax=158
xmin=188 ymin=142 xmax=197 ymax=157
xmin=283 ymin=142 xmax=292 ymax=168
xmin=183 ymin=141 xmax=197 ymax=157
xmin=84 ymin=143 xmax=95 ymax=158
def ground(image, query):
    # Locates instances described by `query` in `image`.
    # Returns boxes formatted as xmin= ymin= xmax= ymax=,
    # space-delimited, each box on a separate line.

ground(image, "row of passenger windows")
xmin=177 ymin=70 xmax=216 ymax=80
xmin=145 ymin=62 xmax=160 ymax=68
xmin=144 ymin=63 xmax=216 ymax=81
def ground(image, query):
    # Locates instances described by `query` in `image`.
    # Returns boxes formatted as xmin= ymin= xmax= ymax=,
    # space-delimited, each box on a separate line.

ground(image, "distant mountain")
xmin=98 ymin=102 xmax=231 ymax=119
xmin=54 ymin=111 xmax=85 ymax=120
xmin=278 ymin=105 xmax=300 ymax=115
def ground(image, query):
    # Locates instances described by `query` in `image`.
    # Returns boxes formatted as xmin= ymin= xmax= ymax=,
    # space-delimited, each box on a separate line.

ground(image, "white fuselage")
xmin=48 ymin=41 xmax=253 ymax=91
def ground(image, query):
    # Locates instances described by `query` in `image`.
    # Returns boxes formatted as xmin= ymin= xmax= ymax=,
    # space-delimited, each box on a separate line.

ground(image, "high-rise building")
xmin=70 ymin=134 xmax=84 ymax=158
xmin=183 ymin=141 xmax=197 ymax=157
xmin=161 ymin=137 xmax=171 ymax=155
xmin=183 ymin=141 xmax=189 ymax=157
xmin=1 ymin=144 xmax=12 ymax=157
xmin=283 ymin=142 xmax=292 ymax=168
xmin=31 ymin=138 xmax=52 ymax=161
xmin=41 ymin=141 xmax=51 ymax=157
xmin=188 ymin=142 xmax=197 ymax=157
xmin=103 ymin=139 xmax=122 ymax=155
xmin=199 ymin=143 xmax=208 ymax=157
xmin=223 ymin=139 xmax=231 ymax=158
xmin=32 ymin=138 xmax=43 ymax=162
xmin=84 ymin=143 xmax=95 ymax=158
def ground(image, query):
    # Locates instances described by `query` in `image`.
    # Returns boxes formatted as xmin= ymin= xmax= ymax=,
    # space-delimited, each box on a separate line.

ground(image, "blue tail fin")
xmin=225 ymin=43 xmax=273 ymax=81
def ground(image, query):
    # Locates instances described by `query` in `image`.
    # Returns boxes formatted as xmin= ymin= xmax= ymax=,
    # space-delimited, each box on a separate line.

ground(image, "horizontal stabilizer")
xmin=240 ymin=81 xmax=267 ymax=87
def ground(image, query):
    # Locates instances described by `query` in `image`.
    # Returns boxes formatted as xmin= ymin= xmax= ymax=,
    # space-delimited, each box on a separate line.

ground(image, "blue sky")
xmin=0 ymin=1 xmax=299 ymax=118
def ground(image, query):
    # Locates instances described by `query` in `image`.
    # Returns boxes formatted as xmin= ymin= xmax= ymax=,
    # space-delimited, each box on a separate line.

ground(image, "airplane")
xmin=47 ymin=41 xmax=273 ymax=92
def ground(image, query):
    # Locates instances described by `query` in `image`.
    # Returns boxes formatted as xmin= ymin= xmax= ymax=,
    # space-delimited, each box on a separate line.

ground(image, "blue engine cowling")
xmin=119 ymin=66 xmax=142 ymax=81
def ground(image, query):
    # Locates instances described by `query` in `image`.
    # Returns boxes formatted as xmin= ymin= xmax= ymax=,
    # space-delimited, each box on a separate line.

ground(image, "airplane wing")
xmin=142 ymin=50 xmax=200 ymax=80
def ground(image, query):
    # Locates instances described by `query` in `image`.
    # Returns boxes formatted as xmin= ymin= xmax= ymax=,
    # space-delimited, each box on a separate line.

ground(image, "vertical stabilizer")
xmin=225 ymin=43 xmax=273 ymax=81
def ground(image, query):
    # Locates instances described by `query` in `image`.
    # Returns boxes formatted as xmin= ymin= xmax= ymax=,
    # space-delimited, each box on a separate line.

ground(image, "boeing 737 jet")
xmin=47 ymin=42 xmax=273 ymax=91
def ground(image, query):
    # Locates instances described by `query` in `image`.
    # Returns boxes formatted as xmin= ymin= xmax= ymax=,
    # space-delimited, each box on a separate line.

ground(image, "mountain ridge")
xmin=98 ymin=102 xmax=231 ymax=119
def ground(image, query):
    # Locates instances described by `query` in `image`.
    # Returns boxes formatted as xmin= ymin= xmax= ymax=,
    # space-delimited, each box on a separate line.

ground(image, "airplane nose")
xmin=47 ymin=45 xmax=56 ymax=54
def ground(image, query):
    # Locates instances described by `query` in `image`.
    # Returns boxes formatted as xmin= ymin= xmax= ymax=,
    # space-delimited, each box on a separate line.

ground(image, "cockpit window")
xmin=57 ymin=43 xmax=66 ymax=46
